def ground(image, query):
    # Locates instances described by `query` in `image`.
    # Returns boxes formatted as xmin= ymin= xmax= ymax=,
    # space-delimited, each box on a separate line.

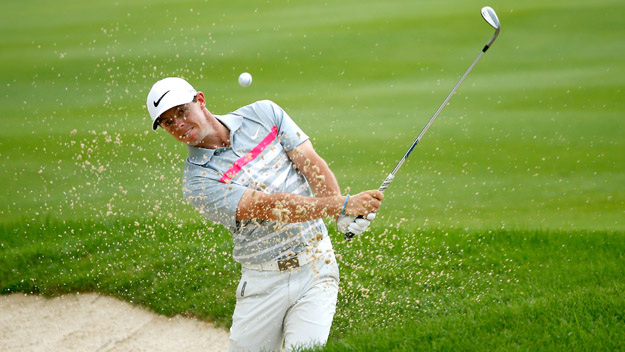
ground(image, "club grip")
xmin=378 ymin=173 xmax=395 ymax=192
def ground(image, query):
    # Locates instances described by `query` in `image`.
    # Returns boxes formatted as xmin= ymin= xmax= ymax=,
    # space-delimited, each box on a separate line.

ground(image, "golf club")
xmin=345 ymin=6 xmax=501 ymax=240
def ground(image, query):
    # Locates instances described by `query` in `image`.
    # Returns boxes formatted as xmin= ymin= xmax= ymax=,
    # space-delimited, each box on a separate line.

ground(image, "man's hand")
xmin=337 ymin=215 xmax=371 ymax=236
xmin=343 ymin=190 xmax=384 ymax=217
xmin=336 ymin=190 xmax=383 ymax=236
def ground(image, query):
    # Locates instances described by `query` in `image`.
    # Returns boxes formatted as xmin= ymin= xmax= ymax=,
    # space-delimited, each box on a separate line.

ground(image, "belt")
xmin=241 ymin=236 xmax=332 ymax=272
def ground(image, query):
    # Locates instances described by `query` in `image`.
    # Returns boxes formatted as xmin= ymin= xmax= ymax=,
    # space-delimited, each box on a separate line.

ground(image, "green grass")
xmin=325 ymin=228 xmax=625 ymax=350
xmin=1 ymin=0 xmax=624 ymax=350
xmin=2 ymin=219 xmax=623 ymax=350
xmin=1 ymin=0 xmax=623 ymax=230
xmin=0 ymin=218 xmax=238 ymax=327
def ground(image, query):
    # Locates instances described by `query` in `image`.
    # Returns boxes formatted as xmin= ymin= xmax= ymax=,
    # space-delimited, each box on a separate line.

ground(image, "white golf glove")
xmin=336 ymin=214 xmax=375 ymax=236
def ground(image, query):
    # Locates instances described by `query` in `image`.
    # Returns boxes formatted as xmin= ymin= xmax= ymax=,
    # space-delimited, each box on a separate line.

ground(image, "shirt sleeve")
xmin=263 ymin=100 xmax=309 ymax=151
xmin=182 ymin=168 xmax=246 ymax=232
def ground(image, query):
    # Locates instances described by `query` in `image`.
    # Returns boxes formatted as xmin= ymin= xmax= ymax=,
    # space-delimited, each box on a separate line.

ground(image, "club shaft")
xmin=346 ymin=24 xmax=499 ymax=241
xmin=378 ymin=42 xmax=493 ymax=193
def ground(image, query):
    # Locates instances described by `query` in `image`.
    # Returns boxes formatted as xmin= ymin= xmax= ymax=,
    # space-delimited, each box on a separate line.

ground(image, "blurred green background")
xmin=1 ymin=1 xmax=624 ymax=350
xmin=1 ymin=0 xmax=623 ymax=231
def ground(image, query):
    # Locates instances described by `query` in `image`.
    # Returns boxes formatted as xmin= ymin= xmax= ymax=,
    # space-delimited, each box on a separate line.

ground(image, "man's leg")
xmin=283 ymin=251 xmax=339 ymax=351
xmin=229 ymin=269 xmax=289 ymax=352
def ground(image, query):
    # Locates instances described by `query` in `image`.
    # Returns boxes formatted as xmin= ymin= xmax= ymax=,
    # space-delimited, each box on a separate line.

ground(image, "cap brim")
xmin=149 ymin=90 xmax=196 ymax=130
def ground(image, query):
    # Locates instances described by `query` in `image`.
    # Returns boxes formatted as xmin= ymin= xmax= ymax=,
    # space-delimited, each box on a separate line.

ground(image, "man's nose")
xmin=174 ymin=116 xmax=186 ymax=128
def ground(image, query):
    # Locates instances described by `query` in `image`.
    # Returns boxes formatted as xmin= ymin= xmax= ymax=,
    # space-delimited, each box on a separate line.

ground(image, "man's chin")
xmin=179 ymin=132 xmax=199 ymax=146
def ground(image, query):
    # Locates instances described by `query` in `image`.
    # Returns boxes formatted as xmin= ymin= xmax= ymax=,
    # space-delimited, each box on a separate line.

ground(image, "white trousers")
xmin=229 ymin=238 xmax=339 ymax=352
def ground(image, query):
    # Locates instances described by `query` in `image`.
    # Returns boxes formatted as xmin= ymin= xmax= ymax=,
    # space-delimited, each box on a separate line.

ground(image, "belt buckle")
xmin=277 ymin=257 xmax=300 ymax=271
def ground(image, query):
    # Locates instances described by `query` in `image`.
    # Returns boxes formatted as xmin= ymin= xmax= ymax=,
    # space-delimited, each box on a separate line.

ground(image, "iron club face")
xmin=480 ymin=6 xmax=501 ymax=51
xmin=481 ymin=6 xmax=501 ymax=30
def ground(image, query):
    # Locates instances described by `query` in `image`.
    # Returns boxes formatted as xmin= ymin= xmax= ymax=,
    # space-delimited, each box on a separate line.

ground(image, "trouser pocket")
xmin=240 ymin=281 xmax=247 ymax=298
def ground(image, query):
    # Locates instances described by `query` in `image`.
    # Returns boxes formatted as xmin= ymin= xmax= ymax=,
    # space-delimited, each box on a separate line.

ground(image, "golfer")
xmin=146 ymin=77 xmax=383 ymax=351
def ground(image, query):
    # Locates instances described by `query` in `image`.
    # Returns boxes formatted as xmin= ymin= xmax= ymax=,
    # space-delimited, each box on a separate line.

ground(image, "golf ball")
xmin=238 ymin=72 xmax=252 ymax=87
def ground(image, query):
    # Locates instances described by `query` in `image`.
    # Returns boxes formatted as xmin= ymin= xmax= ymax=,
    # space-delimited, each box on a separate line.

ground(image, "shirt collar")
xmin=186 ymin=144 xmax=215 ymax=165
xmin=186 ymin=114 xmax=243 ymax=165
xmin=216 ymin=113 xmax=242 ymax=135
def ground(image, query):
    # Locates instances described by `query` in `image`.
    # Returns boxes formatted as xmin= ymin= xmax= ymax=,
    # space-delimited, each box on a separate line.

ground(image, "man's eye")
xmin=165 ymin=119 xmax=173 ymax=126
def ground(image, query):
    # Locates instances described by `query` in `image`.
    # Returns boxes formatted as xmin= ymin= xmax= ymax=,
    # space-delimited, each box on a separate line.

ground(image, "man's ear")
xmin=196 ymin=91 xmax=206 ymax=107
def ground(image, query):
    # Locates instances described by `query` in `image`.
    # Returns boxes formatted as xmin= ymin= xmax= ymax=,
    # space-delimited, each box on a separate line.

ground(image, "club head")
xmin=480 ymin=6 xmax=501 ymax=50
xmin=481 ymin=6 xmax=501 ymax=31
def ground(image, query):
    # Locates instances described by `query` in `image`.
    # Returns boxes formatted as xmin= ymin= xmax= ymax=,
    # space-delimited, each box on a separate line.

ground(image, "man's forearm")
xmin=303 ymin=157 xmax=341 ymax=197
xmin=237 ymin=190 xmax=345 ymax=223
xmin=286 ymin=141 xmax=341 ymax=197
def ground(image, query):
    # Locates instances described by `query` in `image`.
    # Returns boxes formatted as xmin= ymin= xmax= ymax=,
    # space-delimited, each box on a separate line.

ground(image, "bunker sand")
xmin=0 ymin=293 xmax=229 ymax=352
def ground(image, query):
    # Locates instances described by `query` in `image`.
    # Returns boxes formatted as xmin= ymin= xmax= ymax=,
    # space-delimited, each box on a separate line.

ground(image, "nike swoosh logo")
xmin=251 ymin=126 xmax=261 ymax=139
xmin=153 ymin=90 xmax=170 ymax=107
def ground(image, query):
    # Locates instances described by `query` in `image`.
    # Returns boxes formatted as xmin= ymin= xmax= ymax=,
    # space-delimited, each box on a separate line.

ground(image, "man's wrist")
xmin=331 ymin=195 xmax=346 ymax=220
xmin=341 ymin=194 xmax=350 ymax=215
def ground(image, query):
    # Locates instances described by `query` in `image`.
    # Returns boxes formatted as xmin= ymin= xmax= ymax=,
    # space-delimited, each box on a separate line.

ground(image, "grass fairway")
xmin=2 ymin=220 xmax=623 ymax=350
xmin=1 ymin=0 xmax=624 ymax=350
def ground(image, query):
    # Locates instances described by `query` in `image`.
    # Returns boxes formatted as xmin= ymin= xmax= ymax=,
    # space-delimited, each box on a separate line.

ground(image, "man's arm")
xmin=236 ymin=139 xmax=384 ymax=223
xmin=236 ymin=189 xmax=382 ymax=223
xmin=286 ymin=140 xmax=341 ymax=197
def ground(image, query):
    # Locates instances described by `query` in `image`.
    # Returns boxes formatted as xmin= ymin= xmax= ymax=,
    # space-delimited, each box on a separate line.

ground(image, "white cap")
xmin=146 ymin=77 xmax=197 ymax=130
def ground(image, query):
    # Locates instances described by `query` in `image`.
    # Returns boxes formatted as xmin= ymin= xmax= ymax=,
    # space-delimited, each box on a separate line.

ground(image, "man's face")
xmin=156 ymin=97 xmax=208 ymax=146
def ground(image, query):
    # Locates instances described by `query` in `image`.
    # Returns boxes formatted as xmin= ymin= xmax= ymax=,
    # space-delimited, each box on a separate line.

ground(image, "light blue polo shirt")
xmin=182 ymin=100 xmax=328 ymax=265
